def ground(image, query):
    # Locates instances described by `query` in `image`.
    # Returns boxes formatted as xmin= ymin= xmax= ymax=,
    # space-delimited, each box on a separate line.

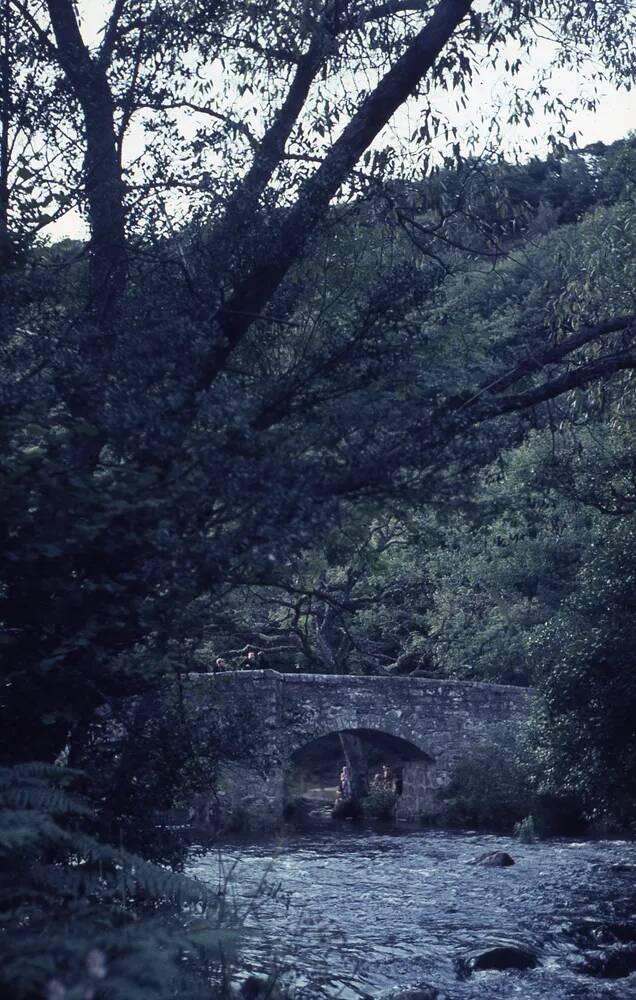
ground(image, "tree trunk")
xmin=0 ymin=0 xmax=11 ymax=268
xmin=80 ymin=73 xmax=127 ymax=322
xmin=46 ymin=0 xmax=127 ymax=324
xmin=339 ymin=731 xmax=368 ymax=804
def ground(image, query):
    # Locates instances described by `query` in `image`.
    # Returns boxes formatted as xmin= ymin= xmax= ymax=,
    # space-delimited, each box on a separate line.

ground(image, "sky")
xmin=46 ymin=4 xmax=636 ymax=241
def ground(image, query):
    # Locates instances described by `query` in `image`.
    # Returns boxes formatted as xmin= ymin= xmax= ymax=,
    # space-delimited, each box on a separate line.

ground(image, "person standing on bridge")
xmin=240 ymin=650 xmax=270 ymax=670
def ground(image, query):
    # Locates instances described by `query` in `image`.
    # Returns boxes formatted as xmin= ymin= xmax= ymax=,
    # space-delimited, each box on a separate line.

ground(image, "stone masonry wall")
xmin=183 ymin=671 xmax=532 ymax=828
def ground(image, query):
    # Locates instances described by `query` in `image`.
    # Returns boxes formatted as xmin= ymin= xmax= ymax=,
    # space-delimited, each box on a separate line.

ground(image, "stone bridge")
xmin=183 ymin=670 xmax=532 ymax=826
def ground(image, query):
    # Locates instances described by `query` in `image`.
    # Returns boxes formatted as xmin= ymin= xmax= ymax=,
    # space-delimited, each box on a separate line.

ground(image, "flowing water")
xmin=189 ymin=828 xmax=636 ymax=999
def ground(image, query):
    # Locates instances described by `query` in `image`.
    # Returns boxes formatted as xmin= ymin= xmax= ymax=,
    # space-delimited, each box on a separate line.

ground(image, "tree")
xmin=1 ymin=2 xmax=635 ymax=767
xmin=528 ymin=515 xmax=636 ymax=827
xmin=196 ymin=143 xmax=636 ymax=679
xmin=2 ymin=11 xmax=636 ymax=992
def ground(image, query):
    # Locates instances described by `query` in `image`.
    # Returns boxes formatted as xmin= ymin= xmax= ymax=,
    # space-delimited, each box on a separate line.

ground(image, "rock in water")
xmin=237 ymin=974 xmax=284 ymax=999
xmin=579 ymin=946 xmax=636 ymax=979
xmin=570 ymin=918 xmax=636 ymax=947
xmin=458 ymin=944 xmax=539 ymax=976
xmin=468 ymin=851 xmax=515 ymax=867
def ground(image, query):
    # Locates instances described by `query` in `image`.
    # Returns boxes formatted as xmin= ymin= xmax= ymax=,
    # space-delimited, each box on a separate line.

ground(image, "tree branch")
xmin=98 ymin=0 xmax=126 ymax=69
xmin=136 ymin=100 xmax=258 ymax=149
xmin=45 ymin=0 xmax=91 ymax=83
xmin=346 ymin=0 xmax=433 ymax=29
xmin=472 ymin=352 xmax=636 ymax=422
xmin=201 ymin=0 xmax=473 ymax=386
xmin=10 ymin=0 xmax=58 ymax=60
xmin=213 ymin=21 xmax=333 ymax=258
xmin=45 ymin=0 xmax=127 ymax=322
xmin=116 ymin=25 xmax=146 ymax=158
xmin=450 ymin=313 xmax=636 ymax=413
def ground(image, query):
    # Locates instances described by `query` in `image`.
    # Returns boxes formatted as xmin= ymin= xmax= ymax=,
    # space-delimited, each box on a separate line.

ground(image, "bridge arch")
xmin=285 ymin=727 xmax=438 ymax=820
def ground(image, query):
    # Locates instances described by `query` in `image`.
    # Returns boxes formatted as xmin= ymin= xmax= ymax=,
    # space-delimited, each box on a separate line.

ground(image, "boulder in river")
xmin=468 ymin=851 xmax=515 ymax=867
xmin=457 ymin=944 xmax=539 ymax=976
xmin=332 ymin=798 xmax=364 ymax=820
xmin=236 ymin=974 xmax=285 ymax=999
xmin=578 ymin=946 xmax=636 ymax=979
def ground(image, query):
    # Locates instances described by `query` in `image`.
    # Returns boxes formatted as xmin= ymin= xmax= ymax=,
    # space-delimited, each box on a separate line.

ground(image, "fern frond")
xmin=0 ymin=764 xmax=245 ymax=1000
xmin=0 ymin=763 xmax=83 ymax=786
xmin=67 ymin=832 xmax=222 ymax=909
xmin=0 ymin=808 xmax=68 ymax=852
xmin=0 ymin=784 xmax=91 ymax=815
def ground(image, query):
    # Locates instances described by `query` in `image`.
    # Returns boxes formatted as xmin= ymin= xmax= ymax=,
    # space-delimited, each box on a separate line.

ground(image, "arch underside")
xmin=285 ymin=728 xmax=439 ymax=821
xmin=291 ymin=727 xmax=432 ymax=760
xmin=288 ymin=727 xmax=434 ymax=786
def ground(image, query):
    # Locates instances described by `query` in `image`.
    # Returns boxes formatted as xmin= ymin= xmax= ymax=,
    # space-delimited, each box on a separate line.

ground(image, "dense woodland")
xmin=1 ymin=1 xmax=636 ymax=997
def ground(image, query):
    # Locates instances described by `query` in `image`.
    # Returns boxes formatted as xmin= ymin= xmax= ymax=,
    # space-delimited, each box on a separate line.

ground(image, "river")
xmin=189 ymin=828 xmax=636 ymax=1000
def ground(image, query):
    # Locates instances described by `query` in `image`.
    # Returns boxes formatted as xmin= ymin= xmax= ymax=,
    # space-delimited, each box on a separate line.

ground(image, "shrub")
xmin=362 ymin=787 xmax=398 ymax=821
xmin=439 ymin=728 xmax=533 ymax=832
xmin=513 ymin=814 xmax=537 ymax=842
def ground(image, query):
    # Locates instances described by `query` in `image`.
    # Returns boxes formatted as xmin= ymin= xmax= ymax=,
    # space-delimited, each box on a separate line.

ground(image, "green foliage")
xmin=3 ymin=138 xmax=635 ymax=754
xmin=526 ymin=517 xmax=636 ymax=828
xmin=79 ymin=679 xmax=266 ymax=863
xmin=438 ymin=729 xmax=533 ymax=832
xmin=513 ymin=814 xmax=537 ymax=843
xmin=195 ymin=142 xmax=636 ymax=683
xmin=362 ymin=787 xmax=398 ymax=821
xmin=0 ymin=764 xmax=238 ymax=1000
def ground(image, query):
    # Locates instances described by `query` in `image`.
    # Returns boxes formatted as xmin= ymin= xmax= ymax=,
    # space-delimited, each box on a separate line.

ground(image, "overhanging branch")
xmin=473 ymin=351 xmax=636 ymax=422
xmin=478 ymin=314 xmax=636 ymax=399
xmin=10 ymin=0 xmax=59 ymax=60
xmin=200 ymin=0 xmax=474 ymax=386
